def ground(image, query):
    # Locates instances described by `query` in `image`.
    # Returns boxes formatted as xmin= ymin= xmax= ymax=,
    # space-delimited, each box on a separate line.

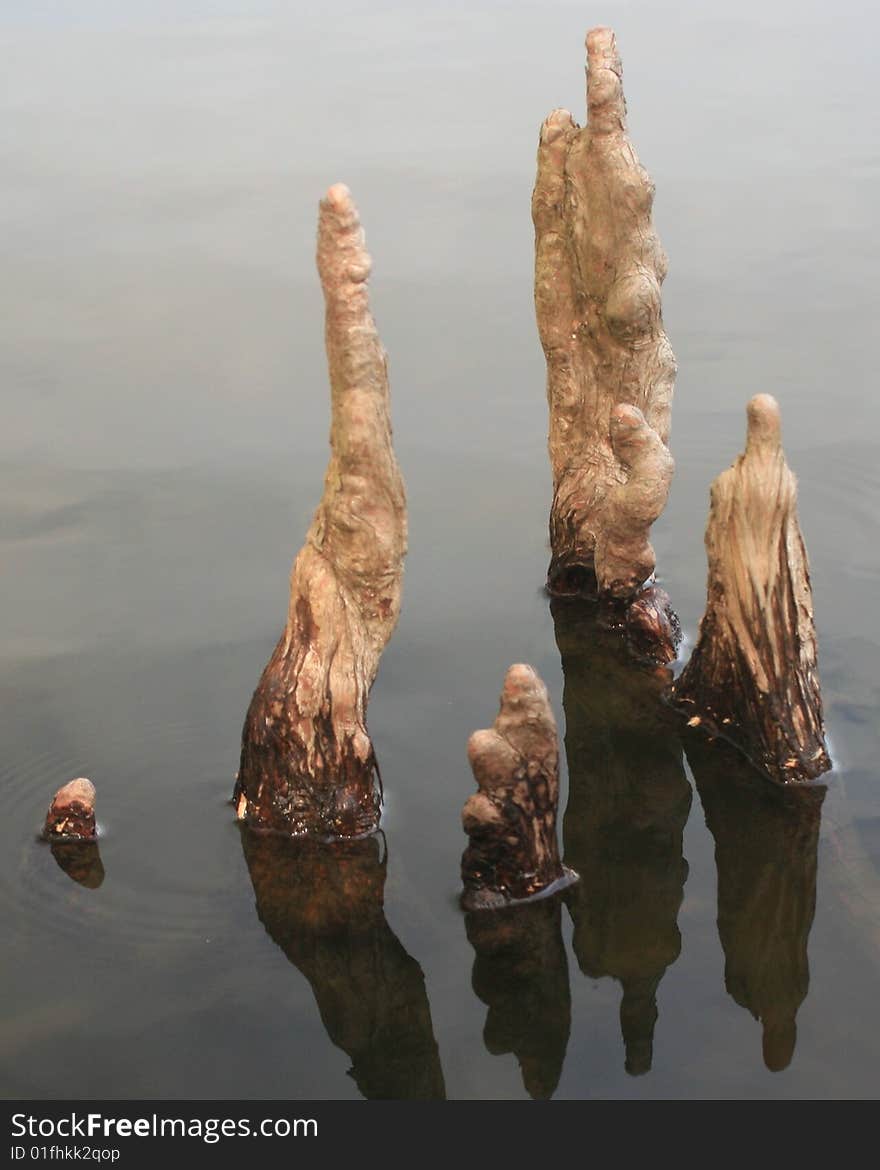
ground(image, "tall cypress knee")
xmin=235 ymin=185 xmax=407 ymax=837
xmin=533 ymin=28 xmax=676 ymax=614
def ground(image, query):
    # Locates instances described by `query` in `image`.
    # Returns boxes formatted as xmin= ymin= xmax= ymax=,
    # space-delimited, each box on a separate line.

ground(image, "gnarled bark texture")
xmin=465 ymin=896 xmax=571 ymax=1099
xmin=670 ymin=394 xmax=831 ymax=784
xmin=553 ymin=600 xmax=691 ymax=1075
xmin=461 ymin=664 xmax=576 ymax=910
xmin=621 ymin=582 xmax=681 ymax=665
xmin=533 ymin=27 xmax=676 ymax=601
xmin=685 ymin=732 xmax=825 ymax=1071
xmin=240 ymin=830 xmax=446 ymax=1099
xmin=235 ymin=184 xmax=407 ymax=838
xmin=43 ymin=778 xmax=97 ymax=841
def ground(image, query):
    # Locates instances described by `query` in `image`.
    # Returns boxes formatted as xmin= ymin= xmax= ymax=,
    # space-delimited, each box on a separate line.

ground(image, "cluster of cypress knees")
xmin=44 ymin=29 xmax=831 ymax=925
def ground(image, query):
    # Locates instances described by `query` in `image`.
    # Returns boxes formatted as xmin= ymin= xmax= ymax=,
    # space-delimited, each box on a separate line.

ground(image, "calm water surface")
xmin=2 ymin=0 xmax=879 ymax=1099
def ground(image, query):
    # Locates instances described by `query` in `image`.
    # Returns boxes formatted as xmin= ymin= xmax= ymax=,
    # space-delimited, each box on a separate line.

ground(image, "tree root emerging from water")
xmin=670 ymin=395 xmax=831 ymax=784
xmin=461 ymin=665 xmax=576 ymax=910
xmin=43 ymin=778 xmax=97 ymax=841
xmin=235 ymin=185 xmax=406 ymax=838
xmin=533 ymin=28 xmax=676 ymax=610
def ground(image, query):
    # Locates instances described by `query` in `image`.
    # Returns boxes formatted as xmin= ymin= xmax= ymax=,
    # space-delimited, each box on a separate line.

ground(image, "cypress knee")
xmin=533 ymin=27 xmax=676 ymax=620
xmin=43 ymin=778 xmax=97 ymax=841
xmin=461 ymin=664 xmax=577 ymax=910
xmin=670 ymin=394 xmax=831 ymax=784
xmin=235 ymin=185 xmax=407 ymax=838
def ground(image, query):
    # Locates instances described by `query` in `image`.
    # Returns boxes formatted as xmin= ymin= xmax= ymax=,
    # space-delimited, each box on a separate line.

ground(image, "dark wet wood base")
xmin=43 ymin=778 xmax=97 ymax=842
xmin=548 ymin=582 xmax=681 ymax=667
xmin=669 ymin=641 xmax=832 ymax=786
xmin=235 ymin=641 xmax=381 ymax=840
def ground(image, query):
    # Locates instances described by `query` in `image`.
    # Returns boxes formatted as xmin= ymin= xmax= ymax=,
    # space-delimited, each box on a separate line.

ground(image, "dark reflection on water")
xmin=240 ymin=829 xmax=446 ymax=1100
xmin=553 ymin=599 xmax=692 ymax=1076
xmin=685 ymin=733 xmax=825 ymax=1072
xmin=48 ymin=839 xmax=105 ymax=889
xmin=464 ymin=894 xmax=570 ymax=1099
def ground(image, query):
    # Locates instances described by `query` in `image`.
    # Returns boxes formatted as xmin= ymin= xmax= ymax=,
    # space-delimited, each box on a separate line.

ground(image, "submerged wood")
xmin=461 ymin=664 xmax=577 ymax=910
xmin=235 ymin=184 xmax=407 ymax=838
xmin=240 ymin=830 xmax=445 ymax=1099
xmin=685 ymin=732 xmax=825 ymax=1071
xmin=43 ymin=778 xmax=97 ymax=841
xmin=553 ymin=600 xmax=691 ymax=1075
xmin=533 ymin=27 xmax=676 ymax=602
xmin=465 ymin=895 xmax=571 ymax=1099
xmin=670 ymin=394 xmax=831 ymax=784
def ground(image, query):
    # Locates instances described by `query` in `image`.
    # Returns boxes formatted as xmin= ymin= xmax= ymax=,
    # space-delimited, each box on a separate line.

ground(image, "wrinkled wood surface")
xmin=461 ymin=664 xmax=576 ymax=910
xmin=533 ymin=27 xmax=675 ymax=600
xmin=671 ymin=395 xmax=830 ymax=784
xmin=236 ymin=185 xmax=407 ymax=838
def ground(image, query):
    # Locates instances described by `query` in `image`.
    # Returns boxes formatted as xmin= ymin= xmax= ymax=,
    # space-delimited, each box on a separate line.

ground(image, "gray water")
xmin=2 ymin=0 xmax=879 ymax=1099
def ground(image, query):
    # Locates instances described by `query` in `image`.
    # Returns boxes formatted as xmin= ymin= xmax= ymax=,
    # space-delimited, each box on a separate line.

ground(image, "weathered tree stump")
xmin=533 ymin=27 xmax=676 ymax=609
xmin=240 ymin=830 xmax=445 ymax=1099
xmin=670 ymin=394 xmax=831 ymax=784
xmin=465 ymin=895 xmax=571 ymax=1099
xmin=553 ymin=599 xmax=691 ymax=1075
xmin=235 ymin=184 xmax=407 ymax=838
xmin=43 ymin=778 xmax=97 ymax=841
xmin=461 ymin=664 xmax=577 ymax=910
xmin=685 ymin=732 xmax=825 ymax=1071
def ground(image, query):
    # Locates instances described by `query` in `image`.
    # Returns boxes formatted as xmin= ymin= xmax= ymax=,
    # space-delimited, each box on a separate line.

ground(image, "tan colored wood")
xmin=672 ymin=394 xmax=831 ymax=783
xmin=461 ymin=664 xmax=576 ymax=909
xmin=533 ymin=27 xmax=675 ymax=600
xmin=235 ymin=185 xmax=406 ymax=838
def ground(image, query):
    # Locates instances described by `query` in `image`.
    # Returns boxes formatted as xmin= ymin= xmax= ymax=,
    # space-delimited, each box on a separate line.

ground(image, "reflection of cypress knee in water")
xmin=685 ymin=733 xmax=825 ymax=1072
xmin=49 ymin=840 xmax=105 ymax=889
xmin=465 ymin=896 xmax=571 ymax=1099
xmin=553 ymin=598 xmax=691 ymax=1075
xmin=240 ymin=830 xmax=445 ymax=1099
xmin=619 ymin=974 xmax=662 ymax=1078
